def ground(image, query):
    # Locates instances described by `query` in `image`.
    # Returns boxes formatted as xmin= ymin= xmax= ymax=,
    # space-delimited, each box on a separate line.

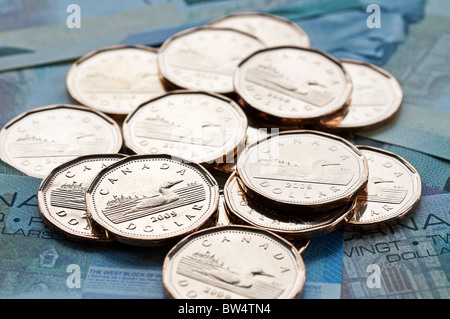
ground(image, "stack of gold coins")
xmin=0 ymin=11 xmax=423 ymax=300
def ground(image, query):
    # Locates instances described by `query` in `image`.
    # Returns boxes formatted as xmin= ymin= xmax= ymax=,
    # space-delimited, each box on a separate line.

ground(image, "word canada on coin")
xmin=86 ymin=155 xmax=219 ymax=246
xmin=38 ymin=153 xmax=127 ymax=243
xmin=163 ymin=225 xmax=306 ymax=299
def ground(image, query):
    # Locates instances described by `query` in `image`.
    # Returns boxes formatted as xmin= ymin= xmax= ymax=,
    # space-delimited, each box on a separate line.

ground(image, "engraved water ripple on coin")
xmin=0 ymin=105 xmax=123 ymax=179
xmin=86 ymin=155 xmax=219 ymax=246
xmin=163 ymin=225 xmax=306 ymax=299
xmin=38 ymin=153 xmax=127 ymax=243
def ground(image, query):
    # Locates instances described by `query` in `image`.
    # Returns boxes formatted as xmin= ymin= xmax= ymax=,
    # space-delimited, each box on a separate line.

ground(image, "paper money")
xmin=342 ymin=192 xmax=450 ymax=299
xmin=301 ymin=230 xmax=346 ymax=299
xmin=356 ymin=9 xmax=450 ymax=160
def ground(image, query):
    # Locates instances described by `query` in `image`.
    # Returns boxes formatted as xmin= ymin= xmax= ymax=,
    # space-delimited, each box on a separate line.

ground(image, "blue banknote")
xmin=342 ymin=192 xmax=450 ymax=299
xmin=356 ymin=1 xmax=450 ymax=160
xmin=0 ymin=172 xmax=345 ymax=299
xmin=300 ymin=230 xmax=345 ymax=299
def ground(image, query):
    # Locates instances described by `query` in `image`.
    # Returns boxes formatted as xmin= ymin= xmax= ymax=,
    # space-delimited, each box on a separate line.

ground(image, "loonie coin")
xmin=122 ymin=90 xmax=248 ymax=167
xmin=85 ymin=154 xmax=219 ymax=246
xmin=236 ymin=130 xmax=368 ymax=212
xmin=66 ymin=45 xmax=166 ymax=116
xmin=157 ymin=26 xmax=264 ymax=95
xmin=345 ymin=146 xmax=422 ymax=231
xmin=320 ymin=59 xmax=403 ymax=131
xmin=207 ymin=12 xmax=310 ymax=48
xmin=37 ymin=153 xmax=127 ymax=243
xmin=162 ymin=225 xmax=306 ymax=299
xmin=224 ymin=172 xmax=357 ymax=238
xmin=0 ymin=105 xmax=123 ymax=179
xmin=234 ymin=46 xmax=352 ymax=127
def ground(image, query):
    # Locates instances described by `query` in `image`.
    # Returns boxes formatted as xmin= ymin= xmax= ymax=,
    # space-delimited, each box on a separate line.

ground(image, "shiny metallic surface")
xmin=234 ymin=46 xmax=352 ymax=126
xmin=346 ymin=145 xmax=422 ymax=231
xmin=37 ymin=154 xmax=127 ymax=243
xmin=122 ymin=90 xmax=248 ymax=166
xmin=66 ymin=45 xmax=167 ymax=116
xmin=0 ymin=105 xmax=123 ymax=179
xmin=236 ymin=130 xmax=368 ymax=212
xmin=86 ymin=154 xmax=219 ymax=246
xmin=320 ymin=59 xmax=403 ymax=131
xmin=224 ymin=172 xmax=357 ymax=237
xmin=163 ymin=225 xmax=306 ymax=299
xmin=208 ymin=12 xmax=310 ymax=48
xmin=157 ymin=27 xmax=264 ymax=94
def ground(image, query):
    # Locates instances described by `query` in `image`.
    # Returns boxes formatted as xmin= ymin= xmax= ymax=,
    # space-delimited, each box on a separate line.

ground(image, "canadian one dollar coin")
xmin=234 ymin=46 xmax=352 ymax=126
xmin=66 ymin=45 xmax=166 ymax=116
xmin=320 ymin=59 xmax=403 ymax=131
xmin=163 ymin=225 xmax=306 ymax=299
xmin=38 ymin=153 xmax=127 ymax=243
xmin=346 ymin=145 xmax=422 ymax=230
xmin=122 ymin=90 xmax=247 ymax=166
xmin=158 ymin=26 xmax=264 ymax=95
xmin=236 ymin=130 xmax=368 ymax=212
xmin=208 ymin=12 xmax=310 ymax=48
xmin=0 ymin=104 xmax=123 ymax=179
xmin=86 ymin=155 xmax=219 ymax=246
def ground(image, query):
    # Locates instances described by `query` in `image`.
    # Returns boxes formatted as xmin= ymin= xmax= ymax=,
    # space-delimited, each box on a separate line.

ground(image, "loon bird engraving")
xmin=363 ymin=177 xmax=407 ymax=204
xmin=128 ymin=180 xmax=183 ymax=213
xmin=198 ymin=267 xmax=275 ymax=289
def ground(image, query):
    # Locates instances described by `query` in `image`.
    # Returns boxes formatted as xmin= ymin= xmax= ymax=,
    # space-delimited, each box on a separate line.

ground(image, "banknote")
xmin=1 ymin=0 xmax=360 ymax=72
xmin=356 ymin=5 xmax=450 ymax=160
xmin=300 ymin=230 xmax=346 ymax=299
xmin=342 ymin=192 xmax=450 ymax=299
xmin=295 ymin=0 xmax=426 ymax=66
xmin=0 ymin=173 xmax=347 ymax=299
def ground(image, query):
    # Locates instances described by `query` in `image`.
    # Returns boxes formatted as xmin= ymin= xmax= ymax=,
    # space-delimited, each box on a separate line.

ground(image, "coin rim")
xmin=344 ymin=145 xmax=422 ymax=231
xmin=224 ymin=171 xmax=357 ymax=237
xmin=66 ymin=44 xmax=163 ymax=116
xmin=37 ymin=153 xmax=128 ymax=243
xmin=207 ymin=11 xmax=310 ymax=47
xmin=122 ymin=89 xmax=248 ymax=167
xmin=319 ymin=58 xmax=403 ymax=132
xmin=233 ymin=46 xmax=353 ymax=125
xmin=162 ymin=224 xmax=306 ymax=299
xmin=236 ymin=129 xmax=369 ymax=212
xmin=85 ymin=153 xmax=220 ymax=246
xmin=0 ymin=104 xmax=124 ymax=179
xmin=157 ymin=26 xmax=265 ymax=95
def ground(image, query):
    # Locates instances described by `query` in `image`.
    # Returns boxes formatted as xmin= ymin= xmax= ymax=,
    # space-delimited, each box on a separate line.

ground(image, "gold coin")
xmin=234 ymin=46 xmax=352 ymax=127
xmin=320 ymin=59 xmax=403 ymax=131
xmin=224 ymin=172 xmax=357 ymax=238
xmin=345 ymin=145 xmax=422 ymax=231
xmin=236 ymin=130 xmax=368 ymax=212
xmin=37 ymin=153 xmax=127 ymax=243
xmin=0 ymin=105 xmax=123 ymax=179
xmin=85 ymin=154 xmax=219 ymax=246
xmin=66 ymin=45 xmax=166 ymax=117
xmin=162 ymin=225 xmax=306 ymax=299
xmin=122 ymin=90 xmax=247 ymax=167
xmin=157 ymin=26 xmax=264 ymax=95
xmin=208 ymin=12 xmax=310 ymax=48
